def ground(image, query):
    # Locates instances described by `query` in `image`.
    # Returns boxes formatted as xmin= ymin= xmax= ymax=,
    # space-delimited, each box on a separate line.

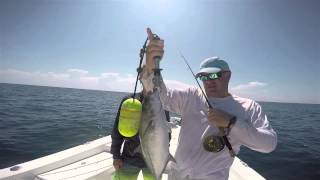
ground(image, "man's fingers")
xmin=147 ymin=27 xmax=154 ymax=40
xmin=147 ymin=45 xmax=164 ymax=54
xmin=115 ymin=165 xmax=119 ymax=170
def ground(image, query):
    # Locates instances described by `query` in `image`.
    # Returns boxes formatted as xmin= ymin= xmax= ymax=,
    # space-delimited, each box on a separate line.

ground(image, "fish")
xmin=139 ymin=67 xmax=175 ymax=180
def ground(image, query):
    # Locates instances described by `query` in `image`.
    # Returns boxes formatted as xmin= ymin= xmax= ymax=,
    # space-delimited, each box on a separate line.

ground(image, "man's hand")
xmin=207 ymin=108 xmax=234 ymax=128
xmin=145 ymin=28 xmax=164 ymax=73
xmin=113 ymin=159 xmax=123 ymax=170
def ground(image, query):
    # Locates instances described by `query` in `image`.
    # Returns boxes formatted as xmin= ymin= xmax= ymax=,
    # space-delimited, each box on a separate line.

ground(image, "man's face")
xmin=200 ymin=71 xmax=230 ymax=97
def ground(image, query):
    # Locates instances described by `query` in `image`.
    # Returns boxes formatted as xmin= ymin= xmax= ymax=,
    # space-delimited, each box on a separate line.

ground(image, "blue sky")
xmin=0 ymin=0 xmax=319 ymax=104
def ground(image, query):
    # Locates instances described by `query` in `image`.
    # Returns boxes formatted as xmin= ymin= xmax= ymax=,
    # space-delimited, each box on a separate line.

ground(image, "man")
xmin=142 ymin=28 xmax=277 ymax=180
xmin=111 ymin=91 xmax=170 ymax=180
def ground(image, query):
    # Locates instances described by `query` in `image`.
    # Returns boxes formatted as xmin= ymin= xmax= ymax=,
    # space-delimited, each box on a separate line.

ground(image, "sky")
xmin=0 ymin=0 xmax=319 ymax=104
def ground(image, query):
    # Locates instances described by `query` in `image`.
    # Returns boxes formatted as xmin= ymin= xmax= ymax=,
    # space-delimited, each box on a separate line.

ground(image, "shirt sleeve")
xmin=110 ymin=97 xmax=127 ymax=159
xmin=229 ymin=101 xmax=277 ymax=153
xmin=159 ymin=77 xmax=194 ymax=115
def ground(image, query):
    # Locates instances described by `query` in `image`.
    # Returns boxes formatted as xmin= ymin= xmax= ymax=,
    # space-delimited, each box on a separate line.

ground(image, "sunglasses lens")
xmin=199 ymin=73 xmax=220 ymax=81
xmin=208 ymin=73 xmax=218 ymax=79
xmin=199 ymin=75 xmax=207 ymax=81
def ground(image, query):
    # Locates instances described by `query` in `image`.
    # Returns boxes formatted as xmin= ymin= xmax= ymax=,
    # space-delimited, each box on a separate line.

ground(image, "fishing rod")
xmin=133 ymin=34 xmax=162 ymax=98
xmin=179 ymin=52 xmax=235 ymax=157
xmin=179 ymin=52 xmax=213 ymax=109
xmin=132 ymin=38 xmax=148 ymax=100
xmin=119 ymin=33 xmax=162 ymax=139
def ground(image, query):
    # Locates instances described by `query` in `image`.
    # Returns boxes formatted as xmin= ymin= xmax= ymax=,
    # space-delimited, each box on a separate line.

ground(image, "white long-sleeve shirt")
xmin=159 ymin=86 xmax=277 ymax=180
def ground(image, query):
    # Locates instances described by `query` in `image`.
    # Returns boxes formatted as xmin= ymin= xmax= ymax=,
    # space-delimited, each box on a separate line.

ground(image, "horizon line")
xmin=1 ymin=82 xmax=319 ymax=105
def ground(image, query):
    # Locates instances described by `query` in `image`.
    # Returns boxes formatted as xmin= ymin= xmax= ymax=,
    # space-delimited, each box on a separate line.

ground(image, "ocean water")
xmin=0 ymin=83 xmax=319 ymax=179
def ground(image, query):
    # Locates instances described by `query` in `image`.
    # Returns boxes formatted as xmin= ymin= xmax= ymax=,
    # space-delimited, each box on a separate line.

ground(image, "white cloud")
xmin=165 ymin=79 xmax=192 ymax=90
xmin=0 ymin=68 xmax=192 ymax=93
xmin=231 ymin=81 xmax=268 ymax=91
xmin=101 ymin=72 xmax=119 ymax=78
xmin=2 ymin=69 xmax=318 ymax=103
xmin=67 ymin=69 xmax=89 ymax=77
xmin=0 ymin=68 xmax=266 ymax=95
xmin=230 ymin=81 xmax=269 ymax=101
xmin=47 ymin=72 xmax=70 ymax=79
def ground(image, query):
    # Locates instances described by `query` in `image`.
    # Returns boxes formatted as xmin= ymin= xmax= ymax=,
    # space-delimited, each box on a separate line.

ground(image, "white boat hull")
xmin=0 ymin=126 xmax=265 ymax=180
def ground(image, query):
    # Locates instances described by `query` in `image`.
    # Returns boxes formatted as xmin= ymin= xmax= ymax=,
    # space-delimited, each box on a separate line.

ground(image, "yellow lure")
xmin=118 ymin=98 xmax=142 ymax=137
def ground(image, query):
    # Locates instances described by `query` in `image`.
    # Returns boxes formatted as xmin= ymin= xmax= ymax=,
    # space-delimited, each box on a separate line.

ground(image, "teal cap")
xmin=195 ymin=57 xmax=230 ymax=77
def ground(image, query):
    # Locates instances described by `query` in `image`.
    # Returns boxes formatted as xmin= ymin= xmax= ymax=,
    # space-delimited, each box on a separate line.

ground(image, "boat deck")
xmin=0 ymin=125 xmax=265 ymax=180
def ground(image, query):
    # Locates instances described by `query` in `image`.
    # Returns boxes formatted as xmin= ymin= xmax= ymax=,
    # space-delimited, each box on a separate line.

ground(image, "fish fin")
xmin=163 ymin=154 xmax=177 ymax=174
xmin=169 ymin=153 xmax=176 ymax=163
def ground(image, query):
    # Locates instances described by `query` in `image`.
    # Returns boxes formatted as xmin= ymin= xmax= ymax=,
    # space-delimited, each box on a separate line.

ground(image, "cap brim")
xmin=195 ymin=67 xmax=221 ymax=77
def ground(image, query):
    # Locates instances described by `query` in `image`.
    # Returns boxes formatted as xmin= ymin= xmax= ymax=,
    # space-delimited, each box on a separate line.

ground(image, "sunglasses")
xmin=198 ymin=72 xmax=222 ymax=81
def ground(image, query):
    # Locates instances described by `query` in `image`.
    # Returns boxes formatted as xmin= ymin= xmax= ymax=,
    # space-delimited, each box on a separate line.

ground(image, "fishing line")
xmin=178 ymin=51 xmax=213 ymax=109
xmin=132 ymin=38 xmax=148 ymax=99
xmin=133 ymin=34 xmax=162 ymax=97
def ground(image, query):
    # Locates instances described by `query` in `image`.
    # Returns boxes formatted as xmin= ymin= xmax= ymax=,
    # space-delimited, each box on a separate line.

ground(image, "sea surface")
xmin=0 ymin=83 xmax=319 ymax=179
